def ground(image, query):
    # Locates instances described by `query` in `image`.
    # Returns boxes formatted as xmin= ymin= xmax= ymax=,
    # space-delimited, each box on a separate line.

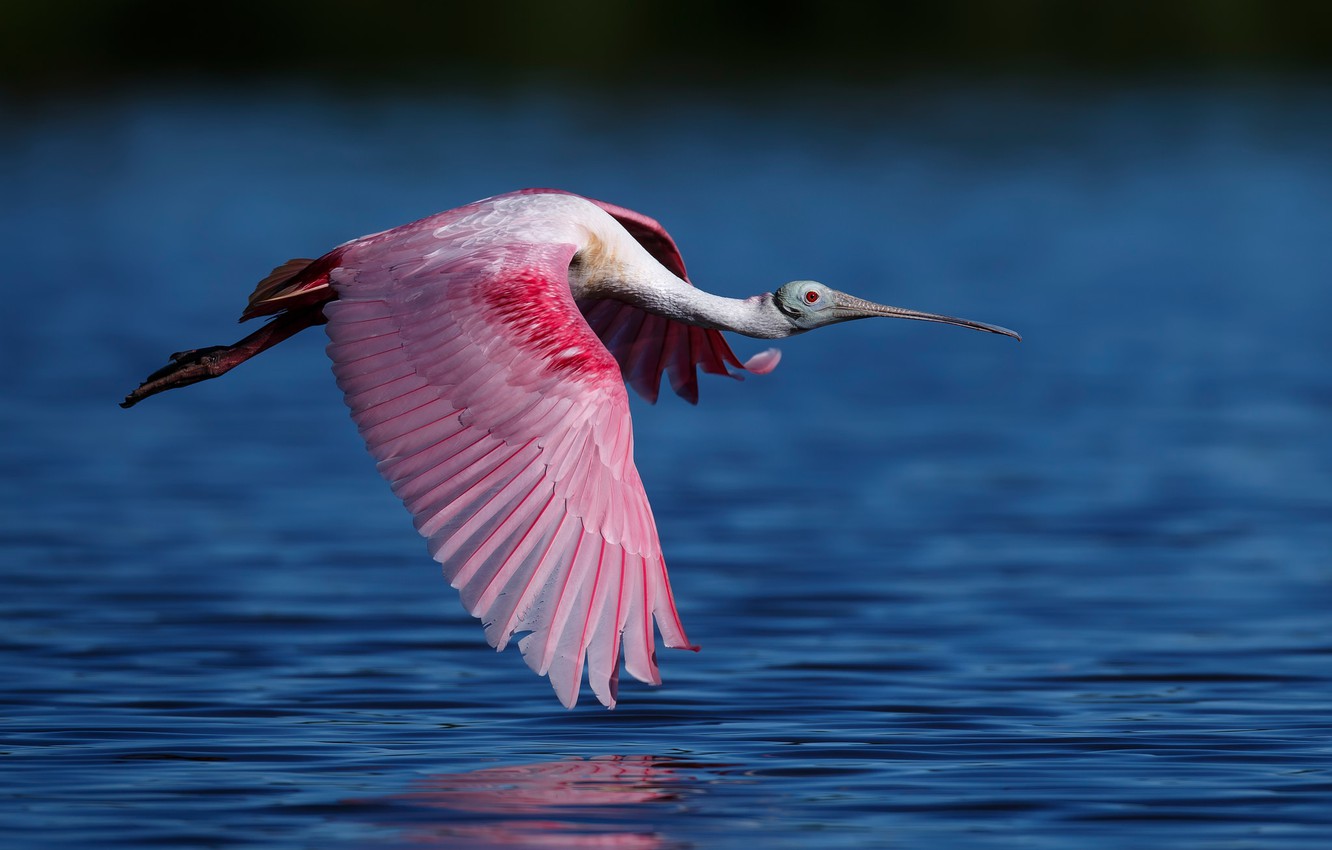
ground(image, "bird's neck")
xmin=624 ymin=277 xmax=791 ymax=340
xmin=573 ymin=242 xmax=792 ymax=340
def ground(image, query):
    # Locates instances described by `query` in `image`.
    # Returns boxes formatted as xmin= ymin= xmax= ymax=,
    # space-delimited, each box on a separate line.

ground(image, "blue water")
xmin=3 ymin=80 xmax=1331 ymax=848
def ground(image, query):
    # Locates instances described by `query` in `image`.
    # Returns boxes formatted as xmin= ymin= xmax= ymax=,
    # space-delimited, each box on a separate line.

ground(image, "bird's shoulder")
xmin=340 ymin=190 xmax=619 ymax=265
xmin=328 ymin=199 xmax=626 ymax=398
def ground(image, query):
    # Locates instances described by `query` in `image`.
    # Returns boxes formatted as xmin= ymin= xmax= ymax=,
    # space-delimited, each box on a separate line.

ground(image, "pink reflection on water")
xmin=369 ymin=754 xmax=699 ymax=848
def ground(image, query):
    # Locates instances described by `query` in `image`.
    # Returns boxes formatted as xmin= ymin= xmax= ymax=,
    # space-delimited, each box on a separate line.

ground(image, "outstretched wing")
xmin=322 ymin=238 xmax=694 ymax=708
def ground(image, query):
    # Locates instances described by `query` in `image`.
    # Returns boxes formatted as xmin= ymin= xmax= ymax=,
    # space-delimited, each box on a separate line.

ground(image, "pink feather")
xmin=320 ymin=197 xmax=708 ymax=707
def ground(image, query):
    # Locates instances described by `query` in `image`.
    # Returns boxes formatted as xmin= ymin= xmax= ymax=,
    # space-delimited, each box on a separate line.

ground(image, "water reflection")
xmin=363 ymin=755 xmax=699 ymax=848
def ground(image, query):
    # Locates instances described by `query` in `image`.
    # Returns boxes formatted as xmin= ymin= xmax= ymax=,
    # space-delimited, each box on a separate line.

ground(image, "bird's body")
xmin=124 ymin=189 xmax=1018 ymax=708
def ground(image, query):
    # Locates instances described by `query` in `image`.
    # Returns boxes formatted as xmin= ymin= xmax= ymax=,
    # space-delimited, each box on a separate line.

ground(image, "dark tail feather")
xmin=121 ymin=309 xmax=323 ymax=409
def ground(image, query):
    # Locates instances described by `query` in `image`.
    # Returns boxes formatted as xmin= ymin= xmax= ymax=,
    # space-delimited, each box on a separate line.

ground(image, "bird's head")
xmin=771 ymin=280 xmax=1021 ymax=340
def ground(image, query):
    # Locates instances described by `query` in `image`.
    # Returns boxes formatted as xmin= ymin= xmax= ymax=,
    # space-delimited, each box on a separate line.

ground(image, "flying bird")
xmin=123 ymin=189 xmax=1019 ymax=708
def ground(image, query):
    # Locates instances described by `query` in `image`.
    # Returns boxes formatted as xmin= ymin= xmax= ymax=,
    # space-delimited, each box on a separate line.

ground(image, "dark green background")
xmin=5 ymin=0 xmax=1331 ymax=91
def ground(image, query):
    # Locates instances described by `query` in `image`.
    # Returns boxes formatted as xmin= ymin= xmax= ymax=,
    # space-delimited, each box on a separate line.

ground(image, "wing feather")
xmin=619 ymin=554 xmax=651 ymax=683
xmin=540 ymin=531 xmax=601 ymax=703
xmin=323 ymin=233 xmax=690 ymax=707
xmin=584 ymin=546 xmax=624 ymax=707
xmin=470 ymin=487 xmax=558 ymax=606
xmin=500 ymin=510 xmax=576 ymax=647
xmin=345 ymin=374 xmax=421 ymax=412
xmin=431 ymin=441 xmax=545 ymax=571
xmin=413 ymin=441 xmax=515 ymax=538
xmin=336 ymin=359 xmax=414 ymax=397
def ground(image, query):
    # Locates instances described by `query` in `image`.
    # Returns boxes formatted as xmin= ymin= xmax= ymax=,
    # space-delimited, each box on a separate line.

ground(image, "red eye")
xmin=804 ymin=289 xmax=819 ymax=304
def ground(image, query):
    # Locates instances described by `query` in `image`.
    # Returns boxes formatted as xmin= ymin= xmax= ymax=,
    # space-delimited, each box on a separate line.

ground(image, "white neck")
xmin=570 ymin=233 xmax=795 ymax=340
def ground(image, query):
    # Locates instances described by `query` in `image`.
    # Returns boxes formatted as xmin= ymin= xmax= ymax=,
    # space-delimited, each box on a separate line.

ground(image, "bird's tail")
xmin=120 ymin=309 xmax=323 ymax=408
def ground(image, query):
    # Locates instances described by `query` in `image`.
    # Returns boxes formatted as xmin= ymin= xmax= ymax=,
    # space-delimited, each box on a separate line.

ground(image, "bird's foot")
xmin=120 ymin=346 xmax=234 ymax=408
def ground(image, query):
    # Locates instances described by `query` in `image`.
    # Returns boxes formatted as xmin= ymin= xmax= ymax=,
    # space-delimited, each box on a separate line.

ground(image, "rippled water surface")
xmin=3 ymin=81 xmax=1331 ymax=848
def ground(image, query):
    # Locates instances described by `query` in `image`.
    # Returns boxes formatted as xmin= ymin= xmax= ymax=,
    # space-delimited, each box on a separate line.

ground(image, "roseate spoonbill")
xmin=123 ymin=188 xmax=1019 ymax=708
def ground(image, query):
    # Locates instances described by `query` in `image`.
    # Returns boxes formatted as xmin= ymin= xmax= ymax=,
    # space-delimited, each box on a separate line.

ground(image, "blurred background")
xmin=5 ymin=0 xmax=1332 ymax=87
xmin=4 ymin=3 xmax=1332 ymax=849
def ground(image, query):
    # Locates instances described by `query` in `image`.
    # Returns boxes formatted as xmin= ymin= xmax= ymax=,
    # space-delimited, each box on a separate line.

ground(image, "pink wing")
xmin=578 ymin=298 xmax=769 ymax=404
xmin=516 ymin=189 xmax=778 ymax=404
xmin=322 ymin=238 xmax=694 ymax=708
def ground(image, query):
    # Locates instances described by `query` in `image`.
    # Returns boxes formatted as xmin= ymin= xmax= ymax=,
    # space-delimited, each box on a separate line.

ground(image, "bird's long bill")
xmin=832 ymin=291 xmax=1022 ymax=341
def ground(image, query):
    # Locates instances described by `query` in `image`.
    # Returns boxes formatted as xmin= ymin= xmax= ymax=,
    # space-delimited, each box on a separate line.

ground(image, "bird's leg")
xmin=121 ymin=309 xmax=325 ymax=408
